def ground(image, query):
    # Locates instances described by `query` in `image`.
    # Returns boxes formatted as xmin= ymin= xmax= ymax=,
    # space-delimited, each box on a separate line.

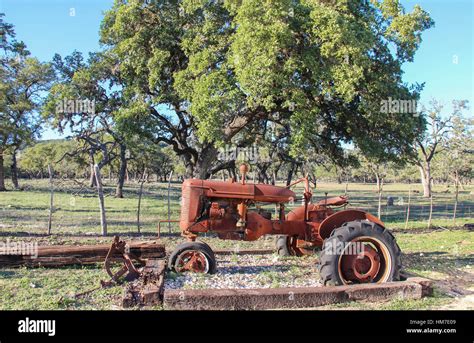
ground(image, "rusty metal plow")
xmin=67 ymin=237 xmax=162 ymax=302
xmin=101 ymin=236 xmax=145 ymax=287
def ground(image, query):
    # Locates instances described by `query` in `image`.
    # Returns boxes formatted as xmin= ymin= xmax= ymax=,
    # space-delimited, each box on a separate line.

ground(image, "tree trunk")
xmin=10 ymin=150 xmax=19 ymax=189
xmin=181 ymin=144 xmax=236 ymax=180
xmin=419 ymin=164 xmax=431 ymax=198
xmin=229 ymin=167 xmax=237 ymax=180
xmin=257 ymin=164 xmax=269 ymax=183
xmin=286 ymin=163 xmax=296 ymax=186
xmin=115 ymin=143 xmax=127 ymax=198
xmin=184 ymin=162 xmax=194 ymax=179
xmin=89 ymin=164 xmax=96 ymax=188
xmin=0 ymin=148 xmax=6 ymax=191
xmin=193 ymin=146 xmax=219 ymax=179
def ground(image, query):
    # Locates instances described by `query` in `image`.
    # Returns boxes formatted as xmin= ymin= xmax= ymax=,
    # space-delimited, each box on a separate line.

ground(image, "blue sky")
xmin=1 ymin=0 xmax=472 ymax=140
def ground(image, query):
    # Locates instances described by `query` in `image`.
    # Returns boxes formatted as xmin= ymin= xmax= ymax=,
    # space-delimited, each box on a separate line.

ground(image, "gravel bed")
xmin=164 ymin=254 xmax=322 ymax=290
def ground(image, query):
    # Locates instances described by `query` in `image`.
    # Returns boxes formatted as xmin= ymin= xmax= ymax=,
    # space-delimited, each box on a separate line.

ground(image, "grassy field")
xmin=0 ymin=179 xmax=472 ymax=310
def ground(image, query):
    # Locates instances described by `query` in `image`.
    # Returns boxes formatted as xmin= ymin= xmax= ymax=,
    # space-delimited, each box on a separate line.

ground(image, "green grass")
xmin=0 ymin=179 xmax=472 ymax=310
xmin=0 ymin=265 xmax=124 ymax=310
xmin=397 ymin=229 xmax=473 ymax=255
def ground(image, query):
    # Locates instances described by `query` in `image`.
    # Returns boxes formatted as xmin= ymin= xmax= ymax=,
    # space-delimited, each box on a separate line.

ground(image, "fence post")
xmin=47 ymin=164 xmax=54 ymax=235
xmin=377 ymin=178 xmax=384 ymax=219
xmin=453 ymin=172 xmax=459 ymax=224
xmin=168 ymin=170 xmax=174 ymax=234
xmin=405 ymin=185 xmax=411 ymax=230
xmin=137 ymin=168 xmax=147 ymax=233
xmin=427 ymin=192 xmax=433 ymax=229
xmin=94 ymin=164 xmax=107 ymax=236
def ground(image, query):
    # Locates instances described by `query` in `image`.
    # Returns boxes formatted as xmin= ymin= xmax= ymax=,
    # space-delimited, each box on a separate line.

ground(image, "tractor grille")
xmin=179 ymin=180 xmax=203 ymax=230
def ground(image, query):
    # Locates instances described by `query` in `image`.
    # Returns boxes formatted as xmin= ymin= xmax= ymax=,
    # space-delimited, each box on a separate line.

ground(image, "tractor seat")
xmin=316 ymin=195 xmax=348 ymax=207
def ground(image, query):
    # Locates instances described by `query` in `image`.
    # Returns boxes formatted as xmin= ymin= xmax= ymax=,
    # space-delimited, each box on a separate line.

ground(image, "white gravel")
xmin=164 ymin=254 xmax=322 ymax=290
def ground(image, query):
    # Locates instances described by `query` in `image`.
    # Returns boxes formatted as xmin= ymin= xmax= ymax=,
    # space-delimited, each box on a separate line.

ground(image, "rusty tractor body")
xmin=169 ymin=165 xmax=402 ymax=286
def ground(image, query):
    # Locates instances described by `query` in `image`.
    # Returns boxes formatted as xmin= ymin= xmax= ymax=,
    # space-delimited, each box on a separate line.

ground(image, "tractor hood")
xmin=182 ymin=179 xmax=296 ymax=203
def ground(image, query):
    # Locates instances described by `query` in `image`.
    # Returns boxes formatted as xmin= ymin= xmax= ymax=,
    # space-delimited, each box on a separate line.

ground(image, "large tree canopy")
xmin=0 ymin=13 xmax=54 ymax=190
xmin=42 ymin=50 xmax=139 ymax=196
xmin=97 ymin=0 xmax=432 ymax=177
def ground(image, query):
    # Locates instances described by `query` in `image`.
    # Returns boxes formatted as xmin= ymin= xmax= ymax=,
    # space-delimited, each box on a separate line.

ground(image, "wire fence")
xmin=1 ymin=179 xmax=472 ymax=237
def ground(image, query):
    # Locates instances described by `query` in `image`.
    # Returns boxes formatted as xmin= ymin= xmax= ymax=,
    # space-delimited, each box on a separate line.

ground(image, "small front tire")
xmin=168 ymin=241 xmax=217 ymax=274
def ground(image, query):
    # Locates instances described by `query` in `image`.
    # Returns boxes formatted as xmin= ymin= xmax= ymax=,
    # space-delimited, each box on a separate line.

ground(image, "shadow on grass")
xmin=403 ymin=251 xmax=473 ymax=270
xmin=392 ymin=226 xmax=472 ymax=234
xmin=403 ymin=251 xmax=474 ymax=296
xmin=0 ymin=270 xmax=17 ymax=279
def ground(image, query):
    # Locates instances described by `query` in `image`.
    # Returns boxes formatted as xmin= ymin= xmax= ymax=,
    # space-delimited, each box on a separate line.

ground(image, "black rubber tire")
xmin=319 ymin=220 xmax=402 ymax=286
xmin=275 ymin=235 xmax=291 ymax=256
xmin=275 ymin=235 xmax=315 ymax=256
xmin=168 ymin=241 xmax=217 ymax=274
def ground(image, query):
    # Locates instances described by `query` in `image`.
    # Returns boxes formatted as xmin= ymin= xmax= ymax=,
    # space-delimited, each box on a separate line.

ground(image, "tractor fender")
xmin=318 ymin=209 xmax=385 ymax=239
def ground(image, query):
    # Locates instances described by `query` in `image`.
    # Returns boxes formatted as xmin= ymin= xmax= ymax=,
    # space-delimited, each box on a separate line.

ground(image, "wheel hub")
xmin=176 ymin=250 xmax=209 ymax=273
xmin=341 ymin=244 xmax=381 ymax=283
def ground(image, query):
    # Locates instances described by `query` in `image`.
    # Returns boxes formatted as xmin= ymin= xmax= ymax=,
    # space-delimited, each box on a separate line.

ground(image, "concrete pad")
xmin=405 ymin=277 xmax=433 ymax=297
xmin=344 ymin=282 xmax=422 ymax=301
xmin=163 ymin=278 xmax=432 ymax=310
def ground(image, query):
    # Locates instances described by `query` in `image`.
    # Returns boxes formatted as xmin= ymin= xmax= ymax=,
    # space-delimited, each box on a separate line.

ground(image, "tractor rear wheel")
xmin=319 ymin=220 xmax=401 ymax=286
xmin=168 ymin=241 xmax=217 ymax=274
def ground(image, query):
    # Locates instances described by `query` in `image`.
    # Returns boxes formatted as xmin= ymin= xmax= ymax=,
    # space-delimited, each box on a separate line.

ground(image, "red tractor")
xmin=168 ymin=164 xmax=401 ymax=286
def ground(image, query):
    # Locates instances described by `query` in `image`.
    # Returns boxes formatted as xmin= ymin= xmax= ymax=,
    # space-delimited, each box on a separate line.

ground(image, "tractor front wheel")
xmin=319 ymin=220 xmax=401 ymax=286
xmin=168 ymin=241 xmax=217 ymax=274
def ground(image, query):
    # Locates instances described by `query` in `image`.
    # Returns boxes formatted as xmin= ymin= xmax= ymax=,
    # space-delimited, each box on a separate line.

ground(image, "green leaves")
xmin=148 ymin=48 xmax=171 ymax=95
xmin=97 ymin=0 xmax=433 ymax=165
xmin=385 ymin=5 xmax=434 ymax=62
xmin=230 ymin=0 xmax=294 ymax=110
xmin=1 ymin=14 xmax=54 ymax=151
xmin=373 ymin=1 xmax=434 ymax=62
